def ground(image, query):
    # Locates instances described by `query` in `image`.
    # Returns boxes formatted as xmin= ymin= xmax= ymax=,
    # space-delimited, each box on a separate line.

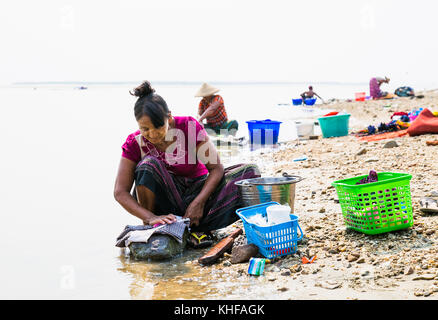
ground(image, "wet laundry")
xmin=115 ymin=217 xmax=190 ymax=247
xmin=356 ymin=170 xmax=378 ymax=185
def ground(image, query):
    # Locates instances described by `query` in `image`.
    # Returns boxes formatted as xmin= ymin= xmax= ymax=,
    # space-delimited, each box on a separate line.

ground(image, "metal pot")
xmin=235 ymin=173 xmax=303 ymax=212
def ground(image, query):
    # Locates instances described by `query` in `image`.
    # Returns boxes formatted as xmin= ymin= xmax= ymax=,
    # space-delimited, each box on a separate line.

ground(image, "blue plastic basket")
xmin=318 ymin=114 xmax=351 ymax=138
xmin=246 ymin=119 xmax=282 ymax=145
xmin=304 ymin=98 xmax=317 ymax=106
xmin=236 ymin=202 xmax=304 ymax=259
xmin=292 ymin=98 xmax=303 ymax=105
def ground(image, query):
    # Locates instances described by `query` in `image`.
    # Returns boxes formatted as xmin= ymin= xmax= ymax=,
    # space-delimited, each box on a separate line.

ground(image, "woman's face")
xmin=137 ymin=115 xmax=169 ymax=144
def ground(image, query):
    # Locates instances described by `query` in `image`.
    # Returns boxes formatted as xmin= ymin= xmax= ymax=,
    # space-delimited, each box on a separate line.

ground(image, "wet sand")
xmin=133 ymin=89 xmax=438 ymax=300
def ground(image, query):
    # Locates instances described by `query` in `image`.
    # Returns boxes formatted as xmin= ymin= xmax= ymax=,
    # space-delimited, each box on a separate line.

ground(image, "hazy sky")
xmin=1 ymin=0 xmax=437 ymax=88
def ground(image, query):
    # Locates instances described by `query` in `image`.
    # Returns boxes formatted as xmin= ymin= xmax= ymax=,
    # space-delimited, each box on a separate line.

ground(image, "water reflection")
xmin=117 ymin=248 xmax=220 ymax=300
xmin=217 ymin=141 xmax=282 ymax=167
xmin=115 ymin=139 xmax=285 ymax=300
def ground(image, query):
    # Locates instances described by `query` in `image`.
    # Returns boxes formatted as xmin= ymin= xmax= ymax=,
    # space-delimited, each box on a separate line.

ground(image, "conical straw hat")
xmin=195 ymin=83 xmax=220 ymax=97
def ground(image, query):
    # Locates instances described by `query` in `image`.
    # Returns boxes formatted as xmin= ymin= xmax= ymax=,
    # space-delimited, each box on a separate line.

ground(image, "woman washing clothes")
xmin=369 ymin=76 xmax=391 ymax=99
xmin=114 ymin=81 xmax=260 ymax=248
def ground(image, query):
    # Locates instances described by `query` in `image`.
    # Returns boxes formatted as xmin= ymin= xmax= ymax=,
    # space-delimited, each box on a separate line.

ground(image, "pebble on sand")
xmin=383 ymin=140 xmax=399 ymax=149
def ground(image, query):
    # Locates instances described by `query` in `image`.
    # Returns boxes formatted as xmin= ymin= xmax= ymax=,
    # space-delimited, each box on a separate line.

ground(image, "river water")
xmin=0 ymin=82 xmax=366 ymax=299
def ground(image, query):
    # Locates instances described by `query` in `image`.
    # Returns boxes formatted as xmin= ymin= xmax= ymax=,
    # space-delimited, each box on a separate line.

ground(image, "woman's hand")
xmin=147 ymin=214 xmax=177 ymax=226
xmin=183 ymin=200 xmax=205 ymax=227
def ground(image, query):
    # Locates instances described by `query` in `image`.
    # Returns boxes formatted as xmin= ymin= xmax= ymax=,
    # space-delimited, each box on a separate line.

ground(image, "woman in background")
xmin=196 ymin=83 xmax=239 ymax=136
xmin=370 ymin=76 xmax=390 ymax=99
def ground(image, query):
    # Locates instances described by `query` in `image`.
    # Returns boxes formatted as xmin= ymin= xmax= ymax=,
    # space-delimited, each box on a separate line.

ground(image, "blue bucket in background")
xmin=292 ymin=98 xmax=303 ymax=105
xmin=246 ymin=119 xmax=282 ymax=145
xmin=304 ymin=98 xmax=317 ymax=106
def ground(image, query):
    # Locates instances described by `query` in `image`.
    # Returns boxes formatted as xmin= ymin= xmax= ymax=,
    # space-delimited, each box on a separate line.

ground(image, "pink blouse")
xmin=121 ymin=116 xmax=209 ymax=179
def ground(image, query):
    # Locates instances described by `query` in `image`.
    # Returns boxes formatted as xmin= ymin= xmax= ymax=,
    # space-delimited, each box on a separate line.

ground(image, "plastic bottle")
xmin=248 ymin=258 xmax=266 ymax=276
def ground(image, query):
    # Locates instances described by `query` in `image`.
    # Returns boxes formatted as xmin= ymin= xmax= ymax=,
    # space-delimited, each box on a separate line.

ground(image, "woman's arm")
xmin=114 ymin=157 xmax=176 ymax=225
xmin=198 ymin=99 xmax=221 ymax=123
xmin=183 ymin=139 xmax=224 ymax=227
xmin=193 ymin=141 xmax=224 ymax=205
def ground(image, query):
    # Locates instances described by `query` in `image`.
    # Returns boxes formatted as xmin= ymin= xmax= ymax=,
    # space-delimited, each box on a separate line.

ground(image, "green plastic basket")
xmin=332 ymin=172 xmax=413 ymax=235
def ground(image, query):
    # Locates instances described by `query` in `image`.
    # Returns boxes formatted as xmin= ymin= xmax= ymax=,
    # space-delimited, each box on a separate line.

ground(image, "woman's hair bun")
xmin=130 ymin=81 xmax=156 ymax=98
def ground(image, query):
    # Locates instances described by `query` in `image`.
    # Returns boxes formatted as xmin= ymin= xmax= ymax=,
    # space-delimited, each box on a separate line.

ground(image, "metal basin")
xmin=235 ymin=175 xmax=303 ymax=212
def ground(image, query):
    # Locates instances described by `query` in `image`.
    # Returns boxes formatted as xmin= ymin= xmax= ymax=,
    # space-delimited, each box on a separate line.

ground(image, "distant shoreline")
xmin=10 ymin=80 xmax=369 ymax=86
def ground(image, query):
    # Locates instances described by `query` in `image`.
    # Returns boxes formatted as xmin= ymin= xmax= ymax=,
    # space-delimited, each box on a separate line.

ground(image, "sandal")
xmin=187 ymin=232 xmax=214 ymax=249
xmin=426 ymin=140 xmax=438 ymax=146
xmin=419 ymin=197 xmax=438 ymax=214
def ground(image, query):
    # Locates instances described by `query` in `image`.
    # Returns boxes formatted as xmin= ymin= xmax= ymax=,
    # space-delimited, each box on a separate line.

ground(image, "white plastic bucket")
xmin=295 ymin=121 xmax=314 ymax=138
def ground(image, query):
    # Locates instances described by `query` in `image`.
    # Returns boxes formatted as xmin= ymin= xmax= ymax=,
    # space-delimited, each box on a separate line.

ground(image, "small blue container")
xmin=236 ymin=202 xmax=303 ymax=259
xmin=292 ymin=98 xmax=303 ymax=105
xmin=246 ymin=119 xmax=282 ymax=145
xmin=304 ymin=98 xmax=317 ymax=106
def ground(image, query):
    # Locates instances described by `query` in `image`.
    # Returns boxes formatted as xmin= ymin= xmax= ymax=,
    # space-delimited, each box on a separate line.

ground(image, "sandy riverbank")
xmin=199 ymin=89 xmax=438 ymax=300
xmin=119 ymin=90 xmax=438 ymax=300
